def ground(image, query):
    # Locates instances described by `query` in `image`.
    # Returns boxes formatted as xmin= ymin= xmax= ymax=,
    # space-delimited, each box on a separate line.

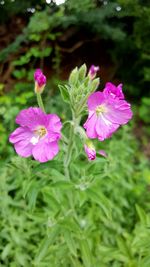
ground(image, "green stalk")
xmin=64 ymin=119 xmax=78 ymax=219
xmin=64 ymin=111 xmax=80 ymax=179
xmin=36 ymin=93 xmax=45 ymax=113
xmin=66 ymin=125 xmax=74 ymax=166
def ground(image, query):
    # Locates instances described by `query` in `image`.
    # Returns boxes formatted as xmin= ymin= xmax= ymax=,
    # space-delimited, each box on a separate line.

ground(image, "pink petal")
xmin=87 ymin=92 xmax=105 ymax=111
xmin=36 ymin=74 xmax=46 ymax=87
xmin=34 ymin=69 xmax=42 ymax=80
xmin=32 ymin=140 xmax=59 ymax=163
xmin=9 ymin=127 xmax=33 ymax=157
xmin=84 ymin=113 xmax=98 ymax=139
xmin=16 ymin=107 xmax=48 ymax=130
xmin=95 ymin=114 xmax=119 ymax=141
xmin=103 ymin=82 xmax=124 ymax=99
xmin=46 ymin=114 xmax=62 ymax=134
xmin=34 ymin=69 xmax=46 ymax=86
xmin=105 ymin=99 xmax=133 ymax=125
xmin=46 ymin=132 xmax=61 ymax=142
xmin=88 ymin=65 xmax=100 ymax=79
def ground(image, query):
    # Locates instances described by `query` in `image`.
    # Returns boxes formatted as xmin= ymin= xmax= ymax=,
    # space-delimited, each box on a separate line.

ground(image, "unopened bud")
xmin=78 ymin=64 xmax=87 ymax=81
xmin=91 ymin=78 xmax=100 ymax=92
xmin=84 ymin=140 xmax=96 ymax=161
xmin=34 ymin=69 xmax=46 ymax=94
xmin=88 ymin=65 xmax=99 ymax=80
xmin=69 ymin=67 xmax=78 ymax=86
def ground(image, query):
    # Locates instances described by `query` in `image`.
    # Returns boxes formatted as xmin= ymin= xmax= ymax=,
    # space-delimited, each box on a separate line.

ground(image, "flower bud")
xmin=78 ymin=64 xmax=87 ymax=81
xmin=34 ymin=69 xmax=46 ymax=94
xmin=88 ymin=65 xmax=99 ymax=80
xmin=84 ymin=141 xmax=96 ymax=161
xmin=90 ymin=78 xmax=100 ymax=92
xmin=69 ymin=67 xmax=78 ymax=86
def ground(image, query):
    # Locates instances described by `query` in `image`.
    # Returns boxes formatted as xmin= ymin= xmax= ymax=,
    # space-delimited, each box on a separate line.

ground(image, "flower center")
xmin=30 ymin=126 xmax=47 ymax=145
xmin=36 ymin=126 xmax=47 ymax=138
xmin=96 ymin=105 xmax=107 ymax=116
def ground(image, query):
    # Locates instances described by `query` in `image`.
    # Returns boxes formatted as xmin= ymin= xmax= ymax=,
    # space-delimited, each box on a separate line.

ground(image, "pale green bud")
xmin=69 ymin=67 xmax=78 ymax=86
xmin=78 ymin=64 xmax=87 ymax=81
xmin=90 ymin=78 xmax=100 ymax=92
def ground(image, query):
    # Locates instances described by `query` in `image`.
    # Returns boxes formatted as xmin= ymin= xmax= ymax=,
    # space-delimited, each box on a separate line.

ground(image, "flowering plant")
xmin=10 ymin=65 xmax=132 ymax=164
xmin=9 ymin=64 xmax=133 ymax=265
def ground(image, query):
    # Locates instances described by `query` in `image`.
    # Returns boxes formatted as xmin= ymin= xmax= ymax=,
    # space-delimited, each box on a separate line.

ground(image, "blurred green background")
xmin=0 ymin=0 xmax=150 ymax=266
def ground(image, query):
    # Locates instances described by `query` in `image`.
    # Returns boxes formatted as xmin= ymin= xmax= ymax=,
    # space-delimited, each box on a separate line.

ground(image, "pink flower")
xmin=34 ymin=69 xmax=46 ymax=93
xmin=84 ymin=144 xmax=96 ymax=161
xmin=88 ymin=65 xmax=99 ymax=79
xmin=83 ymin=82 xmax=133 ymax=141
xmin=9 ymin=107 xmax=62 ymax=163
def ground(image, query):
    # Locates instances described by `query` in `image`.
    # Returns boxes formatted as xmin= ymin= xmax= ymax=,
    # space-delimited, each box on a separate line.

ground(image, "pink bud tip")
xmin=89 ymin=65 xmax=100 ymax=79
xmin=34 ymin=69 xmax=46 ymax=87
xmin=84 ymin=144 xmax=96 ymax=161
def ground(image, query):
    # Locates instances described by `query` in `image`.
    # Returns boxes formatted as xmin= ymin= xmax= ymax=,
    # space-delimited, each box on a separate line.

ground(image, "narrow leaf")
xmin=64 ymin=230 xmax=77 ymax=256
xmin=80 ymin=239 xmax=92 ymax=267
xmin=58 ymin=85 xmax=70 ymax=103
xmin=34 ymin=226 xmax=60 ymax=264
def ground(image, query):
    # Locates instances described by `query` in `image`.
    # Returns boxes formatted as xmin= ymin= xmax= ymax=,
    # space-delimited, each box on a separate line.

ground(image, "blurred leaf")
xmin=86 ymin=188 xmax=112 ymax=219
xmin=34 ymin=226 xmax=60 ymax=264
xmin=80 ymin=239 xmax=93 ymax=267
xmin=63 ymin=230 xmax=77 ymax=256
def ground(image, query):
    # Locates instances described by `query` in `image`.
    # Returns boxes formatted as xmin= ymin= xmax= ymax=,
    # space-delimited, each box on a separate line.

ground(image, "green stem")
xmin=36 ymin=93 xmax=45 ymax=113
xmin=64 ymin=124 xmax=74 ymax=179
xmin=64 ymin=111 xmax=80 ymax=179
xmin=63 ymin=111 xmax=79 ymax=219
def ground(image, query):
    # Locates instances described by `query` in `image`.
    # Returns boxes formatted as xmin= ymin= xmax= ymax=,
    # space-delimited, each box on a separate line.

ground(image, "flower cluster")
xmin=9 ymin=66 xmax=133 ymax=163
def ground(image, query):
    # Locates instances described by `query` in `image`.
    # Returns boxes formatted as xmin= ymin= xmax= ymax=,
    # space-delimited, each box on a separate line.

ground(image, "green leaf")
xmin=23 ymin=178 xmax=42 ymax=210
xmin=116 ymin=236 xmax=131 ymax=258
xmin=64 ymin=230 xmax=77 ymax=256
xmin=1 ymin=243 xmax=12 ymax=260
xmin=86 ymin=188 xmax=112 ymax=219
xmin=41 ymin=47 xmax=52 ymax=57
xmin=34 ymin=161 xmax=61 ymax=173
xmin=136 ymin=204 xmax=147 ymax=224
xmin=27 ymin=182 xmax=39 ymax=210
xmin=61 ymin=218 xmax=81 ymax=233
xmin=140 ymin=255 xmax=150 ymax=267
xmin=51 ymin=180 xmax=73 ymax=190
xmin=42 ymin=187 xmax=60 ymax=210
xmin=58 ymin=85 xmax=70 ymax=103
xmin=80 ymin=239 xmax=92 ymax=267
xmin=34 ymin=226 xmax=60 ymax=264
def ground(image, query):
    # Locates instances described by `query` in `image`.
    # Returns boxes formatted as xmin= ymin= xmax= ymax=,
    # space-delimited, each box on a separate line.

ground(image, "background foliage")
xmin=0 ymin=0 xmax=150 ymax=266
